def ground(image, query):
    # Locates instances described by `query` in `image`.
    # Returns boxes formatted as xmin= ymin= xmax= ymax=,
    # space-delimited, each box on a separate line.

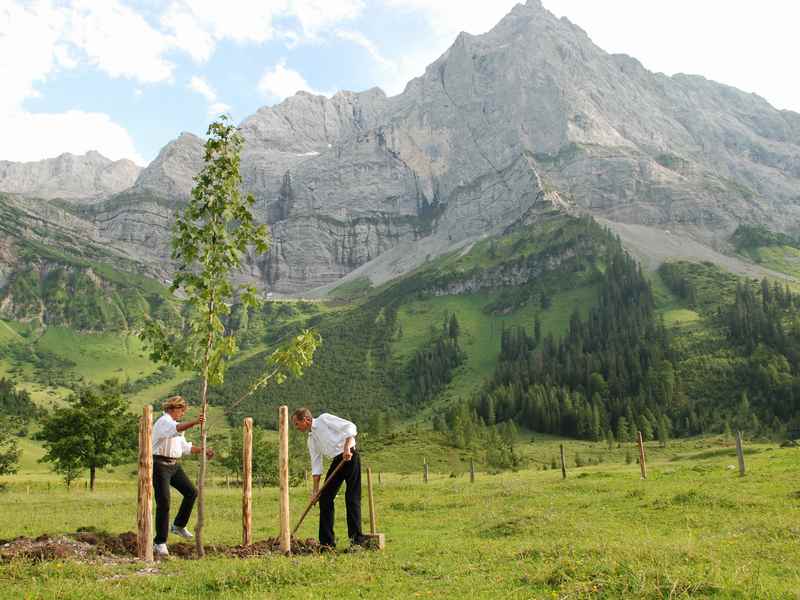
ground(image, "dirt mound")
xmin=0 ymin=535 xmax=99 ymax=563
xmin=0 ymin=530 xmax=322 ymax=563
xmin=74 ymin=529 xmax=138 ymax=555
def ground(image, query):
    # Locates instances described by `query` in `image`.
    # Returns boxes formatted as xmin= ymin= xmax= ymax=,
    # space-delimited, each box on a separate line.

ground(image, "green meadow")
xmin=1 ymin=436 xmax=798 ymax=599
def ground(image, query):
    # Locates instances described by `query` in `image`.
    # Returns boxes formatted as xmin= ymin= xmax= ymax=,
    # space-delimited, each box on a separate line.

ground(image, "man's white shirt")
xmin=152 ymin=412 xmax=192 ymax=458
xmin=307 ymin=413 xmax=357 ymax=476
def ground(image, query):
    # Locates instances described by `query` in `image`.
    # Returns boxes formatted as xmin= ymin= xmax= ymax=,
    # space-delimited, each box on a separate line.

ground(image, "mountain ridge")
xmin=1 ymin=0 xmax=799 ymax=295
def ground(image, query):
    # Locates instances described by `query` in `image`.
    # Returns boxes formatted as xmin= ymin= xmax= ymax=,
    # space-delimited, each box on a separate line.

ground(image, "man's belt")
xmin=153 ymin=455 xmax=178 ymax=465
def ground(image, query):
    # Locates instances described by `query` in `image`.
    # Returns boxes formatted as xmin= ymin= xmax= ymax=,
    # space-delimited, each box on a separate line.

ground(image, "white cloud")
xmin=290 ymin=0 xmax=364 ymax=39
xmin=0 ymin=109 xmax=145 ymax=164
xmin=189 ymin=75 xmax=216 ymax=102
xmin=258 ymin=60 xmax=328 ymax=101
xmin=67 ymin=0 xmax=176 ymax=83
xmin=188 ymin=76 xmax=231 ymax=116
xmin=0 ymin=1 xmax=65 ymax=111
xmin=161 ymin=0 xmax=365 ymax=61
xmin=0 ymin=2 xmax=146 ymax=163
xmin=335 ymin=29 xmax=393 ymax=69
xmin=208 ymin=102 xmax=231 ymax=116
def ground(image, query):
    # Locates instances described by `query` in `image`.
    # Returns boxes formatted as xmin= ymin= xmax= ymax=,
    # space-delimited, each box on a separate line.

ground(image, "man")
xmin=291 ymin=408 xmax=366 ymax=550
xmin=151 ymin=395 xmax=214 ymax=557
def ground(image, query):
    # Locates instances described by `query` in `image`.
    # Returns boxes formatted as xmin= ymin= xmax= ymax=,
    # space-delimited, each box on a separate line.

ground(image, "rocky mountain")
xmin=0 ymin=151 xmax=140 ymax=201
xmin=2 ymin=0 xmax=799 ymax=297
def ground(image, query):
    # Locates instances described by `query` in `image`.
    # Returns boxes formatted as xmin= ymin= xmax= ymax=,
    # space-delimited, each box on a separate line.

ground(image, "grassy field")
xmin=739 ymin=245 xmax=800 ymax=279
xmin=34 ymin=327 xmax=159 ymax=384
xmin=1 ymin=436 xmax=798 ymax=599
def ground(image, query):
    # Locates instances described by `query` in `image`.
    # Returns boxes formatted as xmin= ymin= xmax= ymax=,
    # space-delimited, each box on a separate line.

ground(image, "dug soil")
xmin=0 ymin=527 xmax=321 ymax=563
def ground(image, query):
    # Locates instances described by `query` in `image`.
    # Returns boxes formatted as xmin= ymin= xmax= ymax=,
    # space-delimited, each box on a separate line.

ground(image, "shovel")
xmin=291 ymin=459 xmax=347 ymax=537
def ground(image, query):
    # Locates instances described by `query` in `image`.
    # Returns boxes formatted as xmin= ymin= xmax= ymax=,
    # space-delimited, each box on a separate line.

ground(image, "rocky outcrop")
xmin=0 ymin=151 xmax=140 ymax=201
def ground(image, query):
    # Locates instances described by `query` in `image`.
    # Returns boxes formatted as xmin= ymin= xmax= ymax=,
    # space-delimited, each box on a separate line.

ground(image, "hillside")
xmin=0 ymin=193 xmax=177 ymax=332
xmin=177 ymin=214 xmax=622 ymax=430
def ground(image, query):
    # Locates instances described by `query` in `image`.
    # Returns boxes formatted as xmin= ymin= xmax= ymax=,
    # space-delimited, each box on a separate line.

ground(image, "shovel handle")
xmin=291 ymin=458 xmax=348 ymax=536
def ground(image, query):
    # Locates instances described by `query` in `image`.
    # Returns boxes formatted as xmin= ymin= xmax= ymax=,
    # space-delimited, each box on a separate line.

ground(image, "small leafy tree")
xmin=0 ymin=417 xmax=21 ymax=477
xmin=141 ymin=116 xmax=320 ymax=555
xmin=35 ymin=380 xmax=136 ymax=490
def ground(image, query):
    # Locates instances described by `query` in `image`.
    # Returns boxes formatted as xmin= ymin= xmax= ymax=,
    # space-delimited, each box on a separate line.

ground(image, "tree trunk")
xmin=195 ymin=302 xmax=214 ymax=557
xmin=90 ymin=466 xmax=96 ymax=492
xmin=195 ymin=375 xmax=209 ymax=556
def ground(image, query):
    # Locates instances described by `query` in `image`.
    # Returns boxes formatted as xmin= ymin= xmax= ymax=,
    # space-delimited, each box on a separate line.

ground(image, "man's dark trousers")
xmin=318 ymin=449 xmax=363 ymax=547
xmin=153 ymin=458 xmax=197 ymax=544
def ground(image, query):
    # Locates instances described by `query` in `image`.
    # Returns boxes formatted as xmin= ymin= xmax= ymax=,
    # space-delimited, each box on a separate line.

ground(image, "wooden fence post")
xmin=242 ymin=417 xmax=253 ymax=546
xmin=364 ymin=467 xmax=385 ymax=549
xmin=137 ymin=405 xmax=153 ymax=562
xmin=278 ymin=406 xmax=291 ymax=555
xmin=423 ymin=459 xmax=429 ymax=483
xmin=367 ymin=468 xmax=377 ymax=534
xmin=560 ymin=444 xmax=567 ymax=479
xmin=736 ymin=431 xmax=746 ymax=477
xmin=637 ymin=431 xmax=647 ymax=479
xmin=470 ymin=458 xmax=475 ymax=483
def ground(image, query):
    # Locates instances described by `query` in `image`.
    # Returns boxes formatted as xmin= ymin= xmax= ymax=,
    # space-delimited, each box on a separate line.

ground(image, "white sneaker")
xmin=154 ymin=543 xmax=169 ymax=557
xmin=171 ymin=524 xmax=193 ymax=539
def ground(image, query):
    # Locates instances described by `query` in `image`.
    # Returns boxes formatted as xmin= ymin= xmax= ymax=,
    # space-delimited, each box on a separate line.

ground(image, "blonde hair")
xmin=162 ymin=395 xmax=187 ymax=411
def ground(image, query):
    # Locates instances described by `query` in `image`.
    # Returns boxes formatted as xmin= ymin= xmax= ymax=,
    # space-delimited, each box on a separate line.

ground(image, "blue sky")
xmin=2 ymin=0 xmax=798 ymax=166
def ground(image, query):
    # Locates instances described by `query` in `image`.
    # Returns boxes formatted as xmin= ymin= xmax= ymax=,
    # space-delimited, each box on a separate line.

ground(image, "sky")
xmin=1 ymin=0 xmax=798 ymax=166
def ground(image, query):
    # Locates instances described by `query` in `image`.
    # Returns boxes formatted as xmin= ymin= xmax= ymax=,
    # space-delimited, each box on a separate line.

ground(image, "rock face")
xmin=0 ymin=151 xmax=140 ymax=201
xmin=2 ymin=0 xmax=800 ymax=294
xmin=132 ymin=133 xmax=205 ymax=199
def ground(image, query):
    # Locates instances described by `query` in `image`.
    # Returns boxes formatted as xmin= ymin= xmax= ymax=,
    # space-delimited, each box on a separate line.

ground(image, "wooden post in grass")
xmin=637 ymin=431 xmax=647 ymax=479
xmin=423 ymin=459 xmax=429 ymax=483
xmin=559 ymin=444 xmax=567 ymax=479
xmin=136 ymin=405 xmax=153 ymax=562
xmin=278 ymin=406 xmax=291 ymax=555
xmin=242 ymin=417 xmax=253 ymax=546
xmin=736 ymin=431 xmax=746 ymax=477
xmin=367 ymin=468 xmax=377 ymax=533
xmin=378 ymin=472 xmax=382 ymax=486
xmin=470 ymin=458 xmax=475 ymax=483
xmin=364 ymin=467 xmax=385 ymax=550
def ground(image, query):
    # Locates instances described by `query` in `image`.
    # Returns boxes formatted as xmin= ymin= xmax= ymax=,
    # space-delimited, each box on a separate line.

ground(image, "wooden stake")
xmin=367 ymin=468 xmax=377 ymax=534
xmin=278 ymin=406 xmax=291 ymax=555
xmin=736 ymin=430 xmax=746 ymax=477
xmin=637 ymin=431 xmax=647 ymax=479
xmin=137 ymin=405 xmax=153 ymax=562
xmin=423 ymin=459 xmax=429 ymax=483
xmin=469 ymin=458 xmax=475 ymax=483
xmin=363 ymin=466 xmax=385 ymax=550
xmin=242 ymin=417 xmax=253 ymax=546
xmin=560 ymin=444 xmax=567 ymax=479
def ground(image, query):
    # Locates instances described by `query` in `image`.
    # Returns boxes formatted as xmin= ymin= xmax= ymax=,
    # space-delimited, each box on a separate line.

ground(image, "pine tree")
xmin=657 ymin=415 xmax=670 ymax=448
xmin=616 ymin=416 xmax=629 ymax=445
xmin=448 ymin=313 xmax=461 ymax=340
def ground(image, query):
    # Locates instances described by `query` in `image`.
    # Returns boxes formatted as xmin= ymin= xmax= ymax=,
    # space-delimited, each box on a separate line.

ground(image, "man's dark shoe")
xmin=350 ymin=534 xmax=369 ymax=547
xmin=319 ymin=544 xmax=336 ymax=554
